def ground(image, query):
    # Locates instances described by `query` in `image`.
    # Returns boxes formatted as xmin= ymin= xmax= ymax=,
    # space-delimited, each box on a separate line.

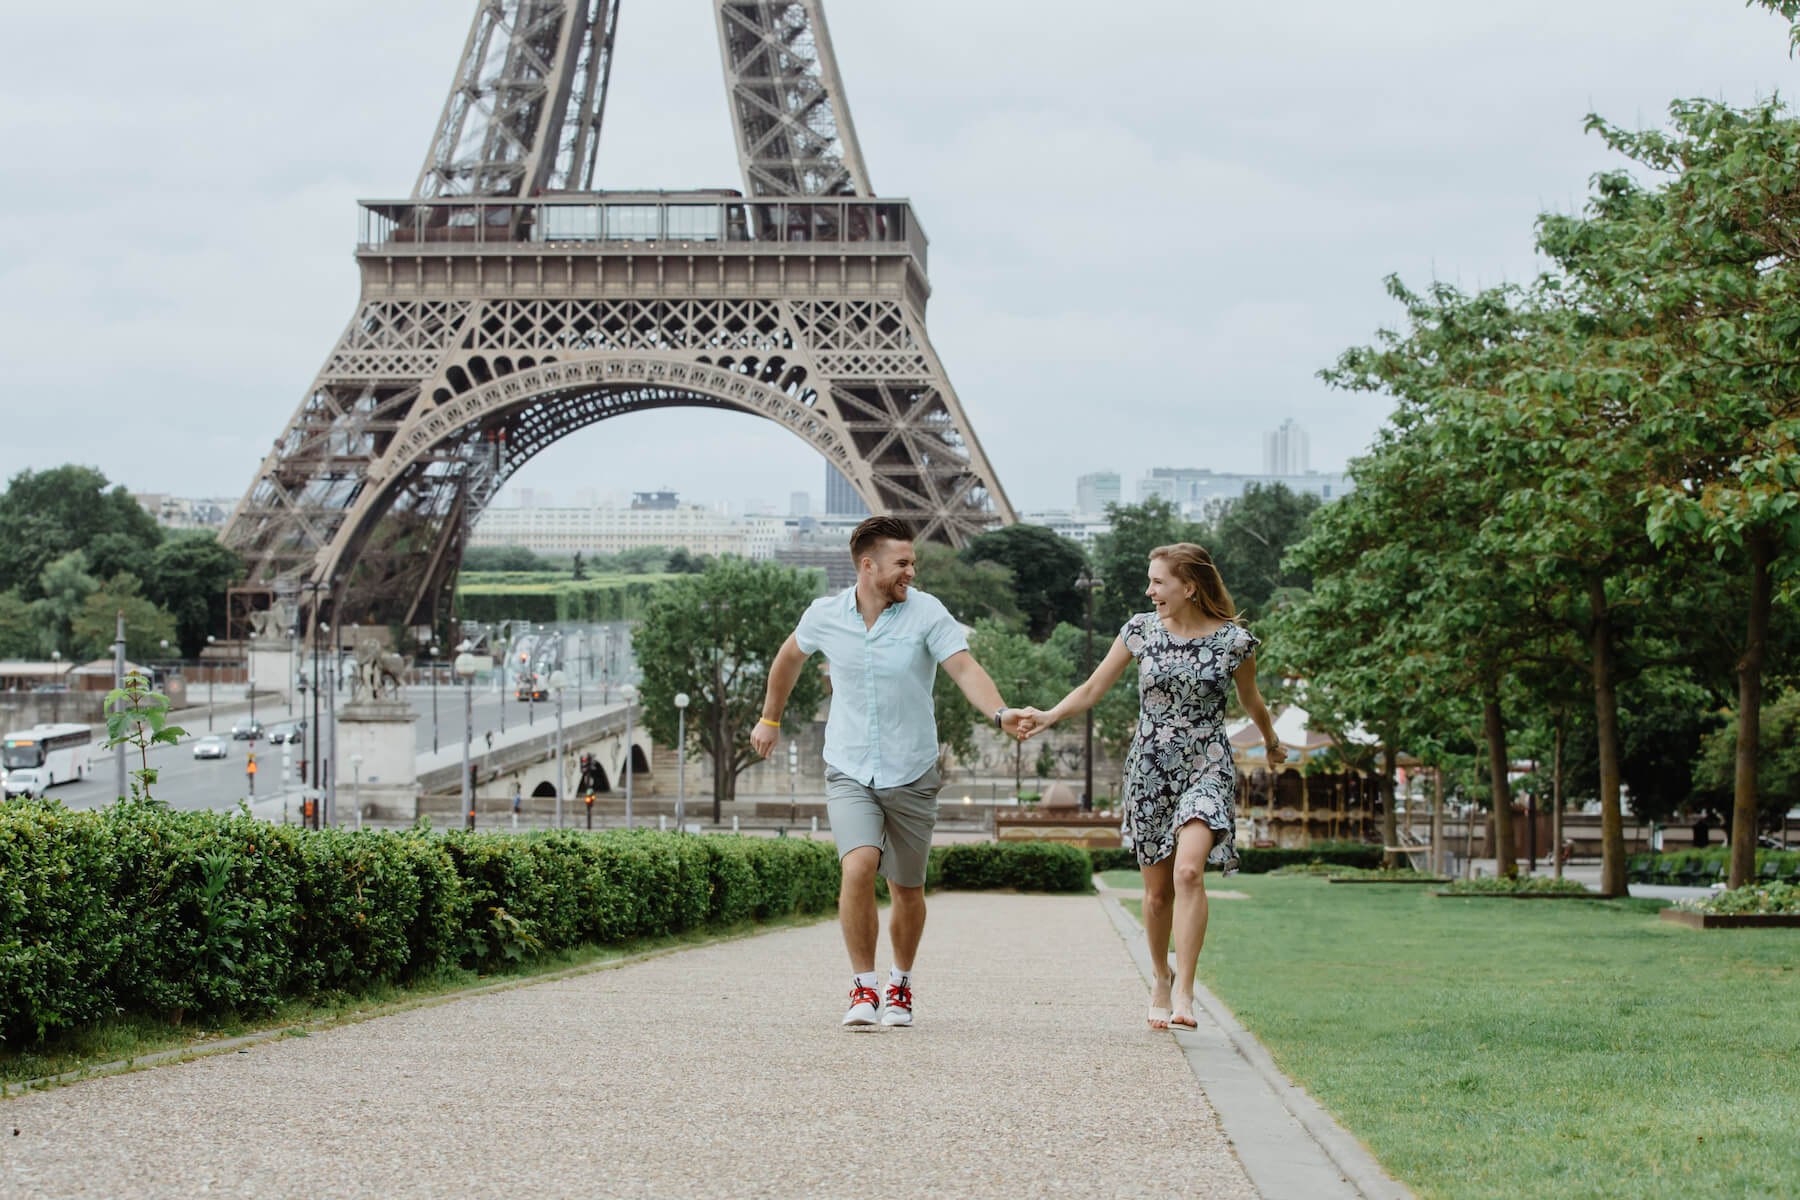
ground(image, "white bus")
xmin=2 ymin=723 xmax=95 ymax=796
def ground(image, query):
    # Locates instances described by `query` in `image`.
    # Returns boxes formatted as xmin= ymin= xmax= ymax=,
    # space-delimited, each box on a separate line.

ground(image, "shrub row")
xmin=1626 ymin=848 xmax=1800 ymax=884
xmin=0 ymin=801 xmax=840 ymax=1047
xmin=0 ymin=803 xmax=1099 ymax=1049
xmin=1089 ymin=840 xmax=1383 ymax=875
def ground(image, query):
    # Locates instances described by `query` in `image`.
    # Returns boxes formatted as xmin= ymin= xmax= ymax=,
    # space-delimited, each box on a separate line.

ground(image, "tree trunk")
xmin=1551 ymin=717 xmax=1564 ymax=881
xmin=1483 ymin=691 xmax=1516 ymax=878
xmin=1730 ymin=532 xmax=1772 ymax=890
xmin=1590 ymin=575 xmax=1628 ymax=897
xmin=1431 ymin=768 xmax=1444 ymax=876
xmin=1380 ymin=743 xmax=1399 ymax=867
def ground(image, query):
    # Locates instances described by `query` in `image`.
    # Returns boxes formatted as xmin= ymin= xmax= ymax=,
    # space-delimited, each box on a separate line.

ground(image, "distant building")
xmin=1075 ymin=471 xmax=1121 ymax=516
xmin=470 ymin=501 xmax=746 ymax=557
xmin=1135 ymin=467 xmax=1352 ymax=513
xmin=789 ymin=490 xmax=812 ymax=517
xmin=1263 ymin=419 xmax=1311 ymax=477
xmin=132 ymin=493 xmax=232 ymax=530
xmin=824 ymin=464 xmax=869 ymax=517
xmin=1017 ymin=509 xmax=1113 ymax=552
xmin=631 ymin=490 xmax=679 ymax=510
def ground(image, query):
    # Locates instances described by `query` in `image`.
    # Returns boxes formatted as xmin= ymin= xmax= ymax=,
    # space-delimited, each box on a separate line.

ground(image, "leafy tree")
xmin=0 ymin=589 xmax=40 ymax=657
xmin=933 ymin=617 xmax=1075 ymax=773
xmin=571 ymin=552 xmax=588 ymax=581
xmin=665 ymin=548 xmax=709 ymax=574
xmin=618 ymin=545 xmax=670 ymax=575
xmin=1695 ymin=687 xmax=1800 ymax=826
xmin=69 ymin=573 xmax=179 ymax=662
xmin=0 ymin=466 xmax=163 ymax=599
xmin=147 ymin=532 xmax=244 ymax=659
xmin=461 ymin=545 xmax=555 ymax=573
xmin=1196 ymin=483 xmax=1322 ymax=620
xmin=914 ymin=542 xmax=1018 ymax=626
xmin=962 ymin=524 xmax=1088 ymax=640
xmin=1092 ymin=497 xmax=1203 ymax=633
xmin=30 ymin=551 xmax=98 ymax=656
xmin=632 ymin=559 xmax=827 ymax=810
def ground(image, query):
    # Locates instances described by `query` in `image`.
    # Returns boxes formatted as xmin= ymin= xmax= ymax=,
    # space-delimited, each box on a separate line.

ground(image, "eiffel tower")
xmin=221 ymin=0 xmax=1014 ymax=630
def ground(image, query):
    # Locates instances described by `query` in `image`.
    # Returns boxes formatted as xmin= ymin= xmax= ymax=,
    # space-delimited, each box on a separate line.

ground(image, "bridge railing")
xmin=357 ymin=194 xmax=927 ymax=270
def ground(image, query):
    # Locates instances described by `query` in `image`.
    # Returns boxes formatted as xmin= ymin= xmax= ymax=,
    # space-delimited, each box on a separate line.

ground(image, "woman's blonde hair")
xmin=1149 ymin=543 xmax=1237 ymax=624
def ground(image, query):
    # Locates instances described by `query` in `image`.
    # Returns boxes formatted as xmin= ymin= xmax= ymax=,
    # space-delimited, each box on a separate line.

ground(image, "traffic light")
xmin=585 ymin=792 xmax=594 ymax=829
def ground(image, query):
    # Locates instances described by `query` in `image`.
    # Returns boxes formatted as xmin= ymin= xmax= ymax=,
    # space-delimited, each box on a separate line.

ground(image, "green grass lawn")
xmin=1120 ymin=874 xmax=1800 ymax=1200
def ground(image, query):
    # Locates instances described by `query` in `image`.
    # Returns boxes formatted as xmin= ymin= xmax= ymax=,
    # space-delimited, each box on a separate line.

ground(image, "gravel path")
xmin=3 ymin=892 xmax=1256 ymax=1199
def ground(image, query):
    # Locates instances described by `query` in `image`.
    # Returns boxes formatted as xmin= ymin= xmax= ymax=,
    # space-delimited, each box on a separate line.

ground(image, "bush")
xmin=1678 ymin=882 xmax=1800 ymax=915
xmin=1087 ymin=840 xmax=1383 ymax=875
xmin=0 ymin=804 xmax=839 ymax=1047
xmin=1438 ymin=875 xmax=1592 ymax=896
xmin=928 ymin=842 xmax=1092 ymax=892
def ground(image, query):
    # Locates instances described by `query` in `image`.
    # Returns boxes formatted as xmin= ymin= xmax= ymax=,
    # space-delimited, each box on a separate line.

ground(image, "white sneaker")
xmin=842 ymin=983 xmax=880 ymax=1027
xmin=880 ymin=981 xmax=913 ymax=1027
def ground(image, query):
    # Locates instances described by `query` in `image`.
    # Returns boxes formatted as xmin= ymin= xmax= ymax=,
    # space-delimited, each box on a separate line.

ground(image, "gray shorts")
xmin=824 ymin=763 xmax=942 ymax=888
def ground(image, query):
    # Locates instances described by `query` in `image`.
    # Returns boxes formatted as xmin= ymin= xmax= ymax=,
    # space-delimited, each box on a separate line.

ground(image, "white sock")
xmin=889 ymin=967 xmax=911 ymax=988
xmin=853 ymin=971 xmax=879 ymax=991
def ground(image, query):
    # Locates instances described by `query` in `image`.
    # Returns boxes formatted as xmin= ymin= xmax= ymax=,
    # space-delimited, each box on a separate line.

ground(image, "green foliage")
xmin=454 ymin=574 xmax=679 ymax=624
xmin=29 ymin=550 xmax=97 ymax=656
xmin=1680 ymin=881 xmax=1800 ymax=915
xmin=0 ymin=589 xmax=39 ymax=657
xmin=1193 ymin=482 xmax=1323 ymax=620
xmin=1438 ymin=875 xmax=1593 ymax=896
xmin=147 ymin=532 xmax=244 ymax=659
xmin=102 ymin=670 xmax=186 ymax=805
xmin=1695 ymin=689 xmax=1800 ymax=824
xmin=914 ymin=542 xmax=1018 ymax=626
xmin=665 ymin=548 xmax=709 ymax=574
xmin=632 ymin=560 xmax=828 ymax=802
xmin=0 ymin=466 xmax=163 ymax=601
xmin=570 ymin=551 xmax=587 ymax=581
xmin=934 ymin=617 xmax=1076 ymax=766
xmin=962 ymin=523 xmax=1088 ymax=640
xmin=926 ymin=842 xmax=1092 ymax=892
xmin=69 ymin=573 xmax=179 ymax=662
xmin=0 ymin=812 xmax=840 ymax=1047
xmin=462 ymin=545 xmax=558 ymax=573
xmin=1086 ymin=840 xmax=1382 ymax=875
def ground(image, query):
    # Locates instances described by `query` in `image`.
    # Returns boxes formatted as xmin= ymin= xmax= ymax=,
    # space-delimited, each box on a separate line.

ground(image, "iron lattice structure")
xmin=222 ymin=0 xmax=1013 ymax=630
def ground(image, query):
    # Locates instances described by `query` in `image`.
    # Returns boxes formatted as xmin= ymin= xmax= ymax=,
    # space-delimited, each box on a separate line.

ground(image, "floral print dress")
xmin=1119 ymin=612 xmax=1260 ymax=873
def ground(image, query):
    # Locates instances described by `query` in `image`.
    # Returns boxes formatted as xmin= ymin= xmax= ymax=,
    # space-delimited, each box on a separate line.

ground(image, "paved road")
xmin=2 ymin=892 xmax=1257 ymax=1200
xmin=38 ymin=682 xmax=628 ymax=815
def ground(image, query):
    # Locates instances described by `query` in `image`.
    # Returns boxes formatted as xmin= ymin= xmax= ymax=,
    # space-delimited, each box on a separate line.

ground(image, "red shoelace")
xmin=849 ymin=985 xmax=880 ymax=1009
xmin=884 ymin=983 xmax=912 ymax=1011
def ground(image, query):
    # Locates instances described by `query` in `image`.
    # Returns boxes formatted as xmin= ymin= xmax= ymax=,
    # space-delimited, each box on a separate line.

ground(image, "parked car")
xmin=230 ymin=720 xmax=264 ymax=741
xmin=193 ymin=736 xmax=229 ymax=760
xmin=2 ymin=767 xmax=49 ymax=798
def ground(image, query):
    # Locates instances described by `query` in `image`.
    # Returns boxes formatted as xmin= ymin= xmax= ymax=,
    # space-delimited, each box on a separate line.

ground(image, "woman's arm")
xmin=1032 ymin=636 xmax=1135 ymax=730
xmin=1233 ymin=651 xmax=1287 ymax=766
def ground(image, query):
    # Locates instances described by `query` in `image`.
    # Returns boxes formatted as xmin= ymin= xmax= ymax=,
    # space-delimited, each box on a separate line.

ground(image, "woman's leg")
xmin=1140 ymin=854 xmax=1176 ymax=1021
xmin=1170 ymin=820 xmax=1216 ymax=1023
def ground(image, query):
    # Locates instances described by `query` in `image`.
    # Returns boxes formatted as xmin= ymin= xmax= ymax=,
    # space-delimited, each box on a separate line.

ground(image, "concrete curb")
xmin=1096 ymin=878 xmax=1416 ymax=1200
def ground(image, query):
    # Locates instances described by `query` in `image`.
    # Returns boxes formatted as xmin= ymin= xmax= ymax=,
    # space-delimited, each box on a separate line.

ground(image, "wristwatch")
xmin=993 ymin=707 xmax=1008 ymax=729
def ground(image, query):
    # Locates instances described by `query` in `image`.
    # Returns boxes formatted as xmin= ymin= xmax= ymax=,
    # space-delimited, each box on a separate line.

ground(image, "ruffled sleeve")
xmin=1228 ymin=625 xmax=1261 ymax=675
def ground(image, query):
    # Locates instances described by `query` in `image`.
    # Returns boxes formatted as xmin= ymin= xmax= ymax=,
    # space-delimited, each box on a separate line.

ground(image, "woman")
xmin=1020 ymin=544 xmax=1285 ymax=1030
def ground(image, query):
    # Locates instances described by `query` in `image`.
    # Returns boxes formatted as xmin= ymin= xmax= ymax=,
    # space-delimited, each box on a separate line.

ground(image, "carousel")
xmin=1227 ymin=706 xmax=1410 ymax=849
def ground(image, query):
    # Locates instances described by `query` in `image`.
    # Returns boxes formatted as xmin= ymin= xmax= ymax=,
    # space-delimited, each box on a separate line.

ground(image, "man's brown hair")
xmin=850 ymin=515 xmax=915 ymax=564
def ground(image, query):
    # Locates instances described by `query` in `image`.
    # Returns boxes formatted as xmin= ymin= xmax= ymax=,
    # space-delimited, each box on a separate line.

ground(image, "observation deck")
xmin=355 ymin=192 xmax=930 ymax=307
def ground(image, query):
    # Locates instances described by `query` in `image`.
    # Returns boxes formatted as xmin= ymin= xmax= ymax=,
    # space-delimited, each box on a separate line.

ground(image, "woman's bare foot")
xmin=1147 ymin=972 xmax=1175 ymax=1030
xmin=1170 ymin=991 xmax=1198 ymax=1029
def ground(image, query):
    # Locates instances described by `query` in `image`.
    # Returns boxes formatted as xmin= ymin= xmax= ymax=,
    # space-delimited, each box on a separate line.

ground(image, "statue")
xmin=352 ymin=638 xmax=408 ymax=703
xmin=248 ymin=599 xmax=295 ymax=640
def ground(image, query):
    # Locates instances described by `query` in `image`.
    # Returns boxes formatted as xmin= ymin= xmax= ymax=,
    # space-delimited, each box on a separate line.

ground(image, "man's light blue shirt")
xmin=794 ymin=585 xmax=968 ymax=789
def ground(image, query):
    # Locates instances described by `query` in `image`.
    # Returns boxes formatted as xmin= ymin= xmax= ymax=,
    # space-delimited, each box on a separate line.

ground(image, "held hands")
xmin=750 ymin=719 xmax=779 ymax=759
xmin=1012 ymin=706 xmax=1053 ymax=740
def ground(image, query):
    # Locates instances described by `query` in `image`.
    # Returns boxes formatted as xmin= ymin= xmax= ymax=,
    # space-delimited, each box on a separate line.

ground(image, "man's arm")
xmin=940 ymin=650 xmax=1026 ymax=737
xmin=751 ymin=633 xmax=811 ymax=758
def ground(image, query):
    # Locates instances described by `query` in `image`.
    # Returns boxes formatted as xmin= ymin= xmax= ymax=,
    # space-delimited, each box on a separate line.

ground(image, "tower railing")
xmin=357 ymin=194 xmax=927 ymax=268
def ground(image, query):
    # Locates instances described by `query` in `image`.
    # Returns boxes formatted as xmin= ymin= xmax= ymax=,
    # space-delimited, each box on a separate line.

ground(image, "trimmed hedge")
xmin=0 ymin=803 xmax=1097 ymax=1048
xmin=1627 ymin=848 xmax=1800 ymax=885
xmin=1088 ymin=840 xmax=1383 ymax=875
xmin=0 ymin=801 xmax=841 ymax=1047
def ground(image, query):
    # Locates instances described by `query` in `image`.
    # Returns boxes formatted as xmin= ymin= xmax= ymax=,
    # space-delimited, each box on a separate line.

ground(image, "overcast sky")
xmin=1 ymin=1 xmax=1793 ymax=516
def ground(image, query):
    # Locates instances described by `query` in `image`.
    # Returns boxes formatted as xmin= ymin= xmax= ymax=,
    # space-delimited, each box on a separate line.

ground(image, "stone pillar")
xmin=336 ymin=699 xmax=419 ymax=822
xmin=248 ymin=642 xmax=297 ymax=708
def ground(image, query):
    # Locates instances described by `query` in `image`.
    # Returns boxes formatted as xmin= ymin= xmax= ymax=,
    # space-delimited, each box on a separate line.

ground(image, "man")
xmin=752 ymin=515 xmax=1025 ymax=1028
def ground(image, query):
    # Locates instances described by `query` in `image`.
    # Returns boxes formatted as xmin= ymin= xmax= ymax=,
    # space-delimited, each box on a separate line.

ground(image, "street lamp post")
xmin=674 ymin=692 xmax=690 ymax=831
xmin=1074 ymin=568 xmax=1101 ymax=811
xmin=620 ymin=683 xmax=637 ymax=829
xmin=429 ymin=643 xmax=440 ymax=753
xmin=550 ymin=669 xmax=567 ymax=828
xmin=351 ymin=754 xmax=363 ymax=831
xmin=205 ymin=635 xmax=215 ymax=731
xmin=456 ymin=645 xmax=477 ymax=832
xmin=248 ymin=628 xmax=257 ymax=734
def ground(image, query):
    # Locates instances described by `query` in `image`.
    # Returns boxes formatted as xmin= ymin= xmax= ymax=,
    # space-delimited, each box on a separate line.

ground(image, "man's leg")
xmin=839 ymin=845 xmax=881 ymax=973
xmin=888 ymin=882 xmax=926 ymax=971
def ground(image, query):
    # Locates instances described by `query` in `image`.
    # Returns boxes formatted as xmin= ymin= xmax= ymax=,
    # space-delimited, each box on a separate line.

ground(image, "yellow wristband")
xmin=758 ymin=717 xmax=781 ymax=728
